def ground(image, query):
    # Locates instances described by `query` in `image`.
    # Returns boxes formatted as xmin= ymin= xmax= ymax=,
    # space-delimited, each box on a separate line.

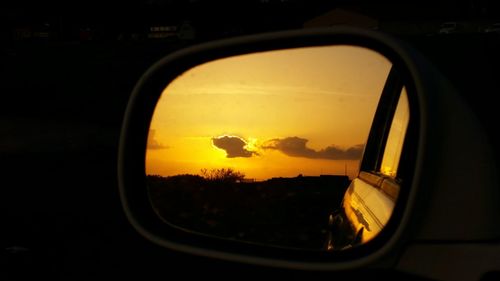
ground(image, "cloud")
xmin=212 ymin=135 xmax=257 ymax=158
xmin=147 ymin=130 xmax=168 ymax=150
xmin=262 ymin=137 xmax=363 ymax=160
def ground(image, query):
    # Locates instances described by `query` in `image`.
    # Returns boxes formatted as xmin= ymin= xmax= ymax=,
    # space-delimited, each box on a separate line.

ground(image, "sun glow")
xmin=380 ymin=166 xmax=396 ymax=177
xmin=146 ymin=45 xmax=392 ymax=180
xmin=244 ymin=137 xmax=259 ymax=153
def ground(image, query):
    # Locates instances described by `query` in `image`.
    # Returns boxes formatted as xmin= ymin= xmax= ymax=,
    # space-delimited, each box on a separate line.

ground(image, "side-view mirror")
xmin=118 ymin=27 xmax=499 ymax=279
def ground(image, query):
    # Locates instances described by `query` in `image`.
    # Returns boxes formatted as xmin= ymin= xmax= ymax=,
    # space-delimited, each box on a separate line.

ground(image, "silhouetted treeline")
xmin=147 ymin=173 xmax=350 ymax=250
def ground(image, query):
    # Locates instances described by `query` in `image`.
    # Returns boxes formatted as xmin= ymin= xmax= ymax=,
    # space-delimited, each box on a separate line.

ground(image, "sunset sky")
xmin=146 ymin=45 xmax=392 ymax=180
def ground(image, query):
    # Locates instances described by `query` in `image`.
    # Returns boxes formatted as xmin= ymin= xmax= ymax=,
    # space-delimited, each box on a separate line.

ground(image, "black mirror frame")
xmin=118 ymin=26 xmax=495 ymax=270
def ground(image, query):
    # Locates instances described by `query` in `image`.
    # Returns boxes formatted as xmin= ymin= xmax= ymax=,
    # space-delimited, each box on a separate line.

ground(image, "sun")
xmin=244 ymin=137 xmax=259 ymax=153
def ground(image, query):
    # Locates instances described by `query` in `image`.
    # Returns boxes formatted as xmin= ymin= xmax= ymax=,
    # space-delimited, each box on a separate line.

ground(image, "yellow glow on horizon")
xmin=146 ymin=45 xmax=392 ymax=180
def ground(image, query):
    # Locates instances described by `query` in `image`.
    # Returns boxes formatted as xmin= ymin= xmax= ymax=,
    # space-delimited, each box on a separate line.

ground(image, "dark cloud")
xmin=262 ymin=137 xmax=363 ymax=160
xmin=212 ymin=135 xmax=256 ymax=158
xmin=147 ymin=130 xmax=168 ymax=150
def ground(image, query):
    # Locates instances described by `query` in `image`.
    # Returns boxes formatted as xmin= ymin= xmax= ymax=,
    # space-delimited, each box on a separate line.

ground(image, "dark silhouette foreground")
xmin=147 ymin=171 xmax=350 ymax=250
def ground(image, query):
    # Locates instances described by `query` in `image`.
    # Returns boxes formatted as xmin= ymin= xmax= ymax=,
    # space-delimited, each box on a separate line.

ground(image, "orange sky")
xmin=146 ymin=45 xmax=392 ymax=180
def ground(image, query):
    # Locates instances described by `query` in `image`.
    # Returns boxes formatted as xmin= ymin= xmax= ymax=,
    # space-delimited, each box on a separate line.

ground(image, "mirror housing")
xmin=118 ymin=27 xmax=499 ymax=272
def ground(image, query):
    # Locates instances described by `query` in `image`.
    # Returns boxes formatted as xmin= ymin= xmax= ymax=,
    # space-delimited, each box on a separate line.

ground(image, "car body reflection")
xmin=325 ymin=172 xmax=399 ymax=250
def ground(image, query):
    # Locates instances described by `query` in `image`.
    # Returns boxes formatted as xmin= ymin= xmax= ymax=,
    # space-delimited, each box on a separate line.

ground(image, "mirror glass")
xmin=145 ymin=45 xmax=401 ymax=250
xmin=325 ymin=87 xmax=410 ymax=251
xmin=380 ymin=87 xmax=410 ymax=177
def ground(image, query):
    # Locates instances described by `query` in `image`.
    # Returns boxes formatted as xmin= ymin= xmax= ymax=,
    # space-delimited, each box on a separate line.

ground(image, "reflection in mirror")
xmin=326 ymin=87 xmax=410 ymax=251
xmin=380 ymin=87 xmax=410 ymax=178
xmin=146 ymin=45 xmax=398 ymax=250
